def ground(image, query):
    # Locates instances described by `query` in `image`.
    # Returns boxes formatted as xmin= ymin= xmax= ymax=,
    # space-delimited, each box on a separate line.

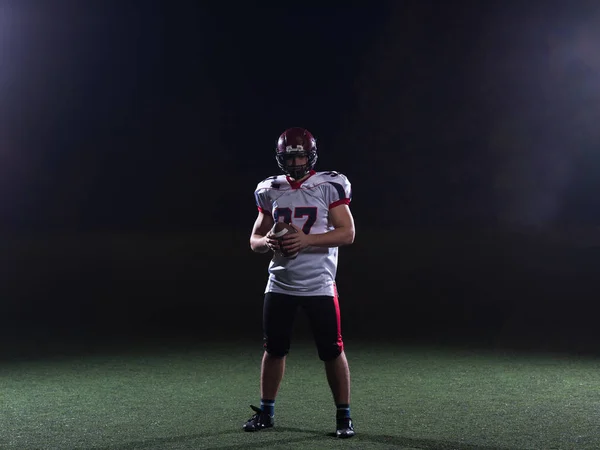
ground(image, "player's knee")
xmin=263 ymin=338 xmax=290 ymax=358
xmin=317 ymin=341 xmax=343 ymax=362
xmin=265 ymin=347 xmax=289 ymax=358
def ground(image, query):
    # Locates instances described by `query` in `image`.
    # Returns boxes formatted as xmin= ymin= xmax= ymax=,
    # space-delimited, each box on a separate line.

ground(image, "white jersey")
xmin=254 ymin=170 xmax=352 ymax=297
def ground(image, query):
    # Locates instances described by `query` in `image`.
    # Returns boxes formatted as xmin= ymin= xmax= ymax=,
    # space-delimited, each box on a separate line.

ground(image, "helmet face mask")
xmin=276 ymin=127 xmax=318 ymax=180
xmin=282 ymin=152 xmax=309 ymax=180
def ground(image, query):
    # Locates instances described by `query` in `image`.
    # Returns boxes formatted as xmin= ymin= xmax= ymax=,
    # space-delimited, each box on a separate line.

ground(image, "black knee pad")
xmin=263 ymin=337 xmax=290 ymax=358
xmin=316 ymin=341 xmax=343 ymax=362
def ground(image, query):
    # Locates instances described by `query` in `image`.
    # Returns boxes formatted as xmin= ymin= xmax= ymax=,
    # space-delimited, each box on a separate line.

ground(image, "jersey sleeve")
xmin=254 ymin=184 xmax=272 ymax=215
xmin=324 ymin=173 xmax=352 ymax=209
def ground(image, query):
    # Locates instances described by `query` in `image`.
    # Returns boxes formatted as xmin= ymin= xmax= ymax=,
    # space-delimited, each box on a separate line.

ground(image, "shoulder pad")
xmin=256 ymin=174 xmax=288 ymax=191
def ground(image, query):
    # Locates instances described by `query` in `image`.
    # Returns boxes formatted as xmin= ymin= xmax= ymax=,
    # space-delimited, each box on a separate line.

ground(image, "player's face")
xmin=285 ymin=155 xmax=308 ymax=167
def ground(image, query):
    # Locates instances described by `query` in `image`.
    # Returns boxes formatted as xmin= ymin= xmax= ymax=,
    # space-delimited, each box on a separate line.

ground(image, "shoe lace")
xmin=249 ymin=405 xmax=264 ymax=423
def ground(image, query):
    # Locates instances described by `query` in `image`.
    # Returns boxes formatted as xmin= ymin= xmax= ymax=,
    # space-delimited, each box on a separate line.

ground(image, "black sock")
xmin=336 ymin=403 xmax=350 ymax=420
xmin=260 ymin=399 xmax=275 ymax=417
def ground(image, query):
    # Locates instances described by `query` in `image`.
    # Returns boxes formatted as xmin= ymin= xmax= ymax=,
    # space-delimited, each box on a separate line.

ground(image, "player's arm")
xmin=282 ymin=205 xmax=355 ymax=254
xmin=307 ymin=204 xmax=355 ymax=248
xmin=250 ymin=210 xmax=279 ymax=253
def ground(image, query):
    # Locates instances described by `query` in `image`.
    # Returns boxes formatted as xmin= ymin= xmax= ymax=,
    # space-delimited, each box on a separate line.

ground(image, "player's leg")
xmin=261 ymin=292 xmax=298 ymax=401
xmin=260 ymin=350 xmax=285 ymax=401
xmin=324 ymin=350 xmax=351 ymax=405
xmin=243 ymin=292 xmax=298 ymax=432
xmin=302 ymin=290 xmax=355 ymax=438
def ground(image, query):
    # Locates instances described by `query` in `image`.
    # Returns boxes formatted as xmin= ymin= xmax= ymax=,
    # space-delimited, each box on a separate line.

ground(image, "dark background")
xmin=1 ymin=0 xmax=600 ymax=358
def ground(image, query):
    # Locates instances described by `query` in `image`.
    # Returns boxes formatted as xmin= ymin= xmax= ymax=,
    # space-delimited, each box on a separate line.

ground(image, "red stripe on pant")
xmin=333 ymin=283 xmax=344 ymax=353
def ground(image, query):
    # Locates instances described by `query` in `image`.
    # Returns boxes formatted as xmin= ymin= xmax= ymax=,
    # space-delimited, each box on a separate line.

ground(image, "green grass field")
xmin=1 ymin=338 xmax=599 ymax=450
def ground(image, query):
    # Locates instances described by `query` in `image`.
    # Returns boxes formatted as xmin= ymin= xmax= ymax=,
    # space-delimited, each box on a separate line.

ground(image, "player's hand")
xmin=265 ymin=231 xmax=281 ymax=252
xmin=281 ymin=224 xmax=310 ymax=254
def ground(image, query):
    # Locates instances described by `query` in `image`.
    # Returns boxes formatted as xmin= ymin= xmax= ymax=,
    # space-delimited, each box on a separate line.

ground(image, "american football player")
xmin=245 ymin=127 xmax=356 ymax=438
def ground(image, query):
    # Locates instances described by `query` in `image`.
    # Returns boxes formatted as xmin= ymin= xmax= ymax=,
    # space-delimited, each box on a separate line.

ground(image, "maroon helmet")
xmin=276 ymin=127 xmax=318 ymax=179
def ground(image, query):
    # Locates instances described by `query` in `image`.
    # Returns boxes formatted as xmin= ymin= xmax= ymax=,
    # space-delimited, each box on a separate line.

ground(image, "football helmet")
xmin=276 ymin=127 xmax=318 ymax=180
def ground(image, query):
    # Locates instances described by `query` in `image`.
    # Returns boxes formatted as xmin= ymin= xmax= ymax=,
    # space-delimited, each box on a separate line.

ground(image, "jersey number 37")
xmin=274 ymin=207 xmax=317 ymax=234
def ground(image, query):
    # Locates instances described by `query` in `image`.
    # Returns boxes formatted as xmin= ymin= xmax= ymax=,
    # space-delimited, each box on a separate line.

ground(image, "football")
xmin=271 ymin=222 xmax=298 ymax=258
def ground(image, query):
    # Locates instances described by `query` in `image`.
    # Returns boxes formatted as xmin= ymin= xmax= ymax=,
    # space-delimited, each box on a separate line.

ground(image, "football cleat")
xmin=336 ymin=417 xmax=355 ymax=438
xmin=242 ymin=405 xmax=274 ymax=432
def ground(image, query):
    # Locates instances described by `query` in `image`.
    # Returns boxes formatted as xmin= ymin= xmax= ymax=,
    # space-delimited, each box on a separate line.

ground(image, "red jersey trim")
xmin=286 ymin=170 xmax=316 ymax=189
xmin=329 ymin=198 xmax=351 ymax=210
